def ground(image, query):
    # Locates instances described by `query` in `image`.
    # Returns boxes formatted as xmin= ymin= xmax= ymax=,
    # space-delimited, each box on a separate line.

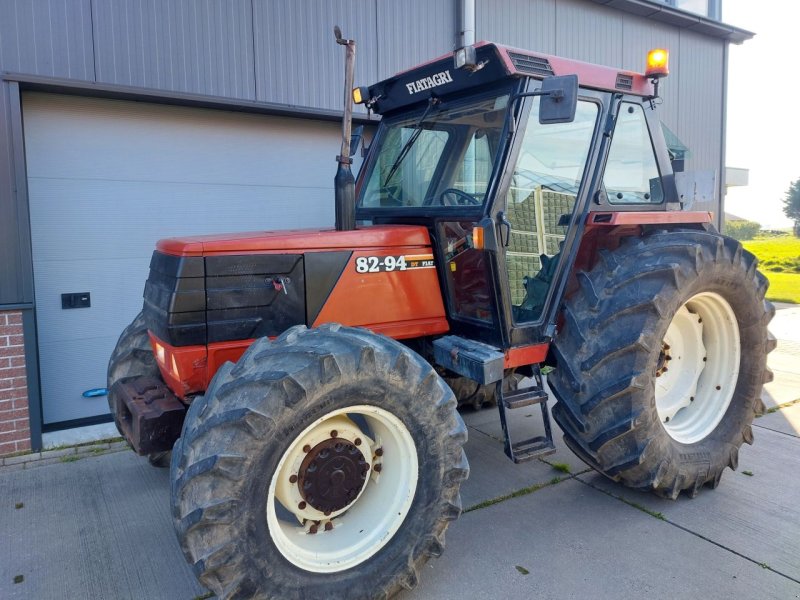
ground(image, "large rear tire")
xmin=549 ymin=229 xmax=775 ymax=499
xmin=171 ymin=324 xmax=468 ymax=599
xmin=107 ymin=311 xmax=172 ymax=467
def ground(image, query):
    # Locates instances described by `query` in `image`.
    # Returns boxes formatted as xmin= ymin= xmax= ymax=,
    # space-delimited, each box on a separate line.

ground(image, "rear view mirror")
xmin=350 ymin=125 xmax=364 ymax=157
xmin=539 ymin=75 xmax=578 ymax=124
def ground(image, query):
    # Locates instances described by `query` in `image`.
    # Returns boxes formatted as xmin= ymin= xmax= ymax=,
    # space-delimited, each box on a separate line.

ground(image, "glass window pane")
xmin=504 ymin=99 xmax=599 ymax=323
xmin=357 ymin=91 xmax=511 ymax=209
xmin=604 ymin=103 xmax=664 ymax=204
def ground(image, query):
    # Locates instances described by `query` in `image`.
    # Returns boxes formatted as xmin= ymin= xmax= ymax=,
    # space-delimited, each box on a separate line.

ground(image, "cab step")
xmin=496 ymin=369 xmax=556 ymax=463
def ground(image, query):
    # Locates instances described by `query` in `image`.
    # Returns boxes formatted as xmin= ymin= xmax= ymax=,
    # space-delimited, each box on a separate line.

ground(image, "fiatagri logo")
xmin=405 ymin=70 xmax=454 ymax=94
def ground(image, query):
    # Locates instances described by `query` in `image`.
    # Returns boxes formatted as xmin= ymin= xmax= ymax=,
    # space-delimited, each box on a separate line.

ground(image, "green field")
xmin=742 ymin=234 xmax=800 ymax=304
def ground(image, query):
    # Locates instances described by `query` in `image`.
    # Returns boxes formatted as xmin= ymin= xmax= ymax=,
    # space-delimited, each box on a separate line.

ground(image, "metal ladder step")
xmin=502 ymin=387 xmax=549 ymax=410
xmin=496 ymin=369 xmax=556 ymax=464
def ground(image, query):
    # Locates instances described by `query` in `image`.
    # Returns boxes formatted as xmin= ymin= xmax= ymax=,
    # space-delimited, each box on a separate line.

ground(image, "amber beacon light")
xmin=645 ymin=48 xmax=669 ymax=79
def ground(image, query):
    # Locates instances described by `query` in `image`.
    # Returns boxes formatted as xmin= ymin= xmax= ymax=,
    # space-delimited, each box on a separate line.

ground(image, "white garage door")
xmin=23 ymin=92 xmax=345 ymax=425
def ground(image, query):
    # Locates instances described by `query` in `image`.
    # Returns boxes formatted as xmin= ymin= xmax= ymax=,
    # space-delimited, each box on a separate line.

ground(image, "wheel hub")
xmin=655 ymin=292 xmax=741 ymax=444
xmin=267 ymin=405 xmax=419 ymax=573
xmin=298 ymin=438 xmax=370 ymax=513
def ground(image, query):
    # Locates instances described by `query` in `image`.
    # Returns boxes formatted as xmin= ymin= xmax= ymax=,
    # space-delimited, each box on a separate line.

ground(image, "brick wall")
xmin=0 ymin=311 xmax=31 ymax=456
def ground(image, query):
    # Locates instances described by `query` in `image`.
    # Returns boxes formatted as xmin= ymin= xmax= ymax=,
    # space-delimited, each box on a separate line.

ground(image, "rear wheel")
xmin=107 ymin=312 xmax=172 ymax=467
xmin=171 ymin=324 xmax=468 ymax=599
xmin=549 ymin=229 xmax=775 ymax=498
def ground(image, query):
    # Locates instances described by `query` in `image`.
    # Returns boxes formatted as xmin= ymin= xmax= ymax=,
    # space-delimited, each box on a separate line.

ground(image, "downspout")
xmin=718 ymin=42 xmax=729 ymax=233
xmin=456 ymin=0 xmax=475 ymax=49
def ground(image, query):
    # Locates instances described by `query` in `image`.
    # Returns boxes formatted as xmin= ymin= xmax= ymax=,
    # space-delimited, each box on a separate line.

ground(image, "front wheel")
xmin=171 ymin=324 xmax=468 ymax=599
xmin=549 ymin=229 xmax=775 ymax=499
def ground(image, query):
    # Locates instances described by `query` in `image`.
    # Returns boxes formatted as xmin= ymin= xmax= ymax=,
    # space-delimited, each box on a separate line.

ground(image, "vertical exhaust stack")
xmin=334 ymin=26 xmax=356 ymax=232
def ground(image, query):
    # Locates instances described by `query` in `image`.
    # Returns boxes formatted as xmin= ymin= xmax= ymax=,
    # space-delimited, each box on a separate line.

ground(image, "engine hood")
xmin=156 ymin=225 xmax=432 ymax=256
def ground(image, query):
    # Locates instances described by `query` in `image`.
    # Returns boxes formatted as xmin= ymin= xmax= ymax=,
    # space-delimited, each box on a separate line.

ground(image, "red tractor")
xmin=108 ymin=33 xmax=773 ymax=599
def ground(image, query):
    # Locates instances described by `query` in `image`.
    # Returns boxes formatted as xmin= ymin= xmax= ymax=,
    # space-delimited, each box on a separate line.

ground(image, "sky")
xmin=722 ymin=1 xmax=800 ymax=228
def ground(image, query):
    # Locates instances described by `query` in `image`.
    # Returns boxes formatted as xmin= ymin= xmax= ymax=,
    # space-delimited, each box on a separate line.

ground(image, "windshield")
xmin=358 ymin=88 xmax=513 ymax=210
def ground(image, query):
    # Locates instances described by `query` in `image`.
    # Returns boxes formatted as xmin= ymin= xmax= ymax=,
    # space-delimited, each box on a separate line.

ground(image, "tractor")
xmin=107 ymin=31 xmax=774 ymax=600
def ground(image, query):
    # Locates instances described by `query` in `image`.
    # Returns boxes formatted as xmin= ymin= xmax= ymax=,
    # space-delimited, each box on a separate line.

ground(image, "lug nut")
xmin=374 ymin=463 xmax=383 ymax=473
xmin=665 ymin=417 xmax=670 ymax=423
xmin=298 ymin=501 xmax=307 ymax=510
xmin=354 ymin=438 xmax=362 ymax=446
xmin=703 ymin=357 xmax=707 ymax=362
xmin=324 ymin=510 xmax=331 ymax=517
xmin=375 ymin=448 xmax=384 ymax=457
xmin=690 ymin=396 xmax=694 ymax=402
xmin=303 ymin=444 xmax=311 ymax=453
xmin=325 ymin=522 xmax=333 ymax=531
xmin=715 ymin=385 xmax=721 ymax=390
xmin=289 ymin=474 xmax=298 ymax=484
xmin=309 ymin=523 xmax=318 ymax=534
xmin=330 ymin=430 xmax=338 ymax=438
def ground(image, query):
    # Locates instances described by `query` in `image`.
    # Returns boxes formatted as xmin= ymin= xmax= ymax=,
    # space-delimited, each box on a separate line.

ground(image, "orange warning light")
xmin=646 ymin=48 xmax=669 ymax=78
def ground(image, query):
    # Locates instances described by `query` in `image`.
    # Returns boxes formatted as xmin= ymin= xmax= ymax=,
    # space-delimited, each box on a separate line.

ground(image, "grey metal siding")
xmin=0 ymin=84 xmax=27 ymax=305
xmin=253 ymin=0 xmax=378 ymax=111
xmin=0 ymin=0 xmax=94 ymax=80
xmin=0 ymin=0 xmax=94 ymax=303
xmin=477 ymin=0 xmax=556 ymax=54
xmin=677 ymin=30 xmax=723 ymax=173
xmin=476 ymin=0 xmax=724 ymax=201
xmin=555 ymin=0 xmax=624 ymax=66
xmin=376 ymin=0 xmax=455 ymax=80
xmin=92 ymin=0 xmax=256 ymax=99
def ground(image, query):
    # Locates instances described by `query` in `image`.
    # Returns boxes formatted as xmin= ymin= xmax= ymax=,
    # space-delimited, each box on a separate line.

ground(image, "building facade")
xmin=0 ymin=0 xmax=750 ymax=455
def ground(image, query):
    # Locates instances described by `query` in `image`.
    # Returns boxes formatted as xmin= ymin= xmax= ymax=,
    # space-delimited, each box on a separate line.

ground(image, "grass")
xmin=756 ymin=397 xmax=800 ymax=417
xmin=515 ymin=565 xmax=530 ymax=575
xmin=14 ymin=502 xmax=23 ymax=509
xmin=742 ymin=470 xmax=754 ymax=477
xmin=464 ymin=476 xmax=565 ymax=513
xmin=550 ymin=462 xmax=571 ymax=474
xmin=13 ymin=575 xmax=23 ymax=584
xmin=743 ymin=234 xmax=800 ymax=303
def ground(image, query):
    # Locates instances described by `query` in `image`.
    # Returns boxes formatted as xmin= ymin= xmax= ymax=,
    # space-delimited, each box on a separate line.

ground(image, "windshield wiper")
xmin=383 ymin=97 xmax=441 ymax=187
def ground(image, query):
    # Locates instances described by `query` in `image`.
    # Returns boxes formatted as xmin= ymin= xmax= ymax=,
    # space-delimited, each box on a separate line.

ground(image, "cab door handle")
xmin=497 ymin=211 xmax=511 ymax=247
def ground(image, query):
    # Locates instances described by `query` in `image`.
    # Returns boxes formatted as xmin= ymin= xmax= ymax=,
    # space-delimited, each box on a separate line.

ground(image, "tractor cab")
xmin=354 ymin=43 xmax=679 ymax=352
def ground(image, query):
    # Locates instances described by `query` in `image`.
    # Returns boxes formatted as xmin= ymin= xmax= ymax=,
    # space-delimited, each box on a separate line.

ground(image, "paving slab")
xmin=458 ymin=425 xmax=564 ymax=510
xmin=459 ymin=376 xmax=590 ymax=476
xmin=0 ymin=450 xmax=205 ymax=600
xmin=576 ymin=426 xmax=800 ymax=583
xmin=400 ymin=478 xmax=799 ymax=600
xmin=755 ymin=403 xmax=800 ymax=437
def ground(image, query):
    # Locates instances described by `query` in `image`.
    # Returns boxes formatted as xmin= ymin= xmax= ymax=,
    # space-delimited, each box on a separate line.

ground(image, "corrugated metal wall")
xmin=0 ymin=0 xmax=729 ymax=304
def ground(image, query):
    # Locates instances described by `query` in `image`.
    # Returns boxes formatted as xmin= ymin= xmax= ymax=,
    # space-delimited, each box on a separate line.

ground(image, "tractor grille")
xmin=615 ymin=73 xmax=634 ymax=91
xmin=143 ymin=251 xmax=306 ymax=346
xmin=509 ymin=52 xmax=554 ymax=77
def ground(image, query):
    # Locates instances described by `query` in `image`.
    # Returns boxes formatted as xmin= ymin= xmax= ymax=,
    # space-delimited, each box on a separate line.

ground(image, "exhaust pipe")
xmin=334 ymin=26 xmax=356 ymax=232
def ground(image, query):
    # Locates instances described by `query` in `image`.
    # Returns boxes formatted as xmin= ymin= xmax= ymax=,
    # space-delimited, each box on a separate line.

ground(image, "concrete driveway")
xmin=2 ymin=304 xmax=799 ymax=600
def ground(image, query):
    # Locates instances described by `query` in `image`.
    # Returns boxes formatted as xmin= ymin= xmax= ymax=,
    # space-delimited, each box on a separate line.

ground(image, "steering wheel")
xmin=439 ymin=188 xmax=482 ymax=206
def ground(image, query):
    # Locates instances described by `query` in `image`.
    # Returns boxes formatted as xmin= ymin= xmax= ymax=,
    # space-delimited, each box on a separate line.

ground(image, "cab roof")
xmin=367 ymin=42 xmax=655 ymax=115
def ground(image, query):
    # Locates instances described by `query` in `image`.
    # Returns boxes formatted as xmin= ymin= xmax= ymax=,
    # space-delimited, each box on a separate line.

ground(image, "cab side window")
xmin=604 ymin=103 xmax=663 ymax=204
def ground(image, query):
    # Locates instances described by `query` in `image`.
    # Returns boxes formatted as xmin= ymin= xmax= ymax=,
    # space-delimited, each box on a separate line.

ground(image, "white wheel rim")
xmin=655 ymin=292 xmax=740 ymax=444
xmin=266 ymin=405 xmax=418 ymax=573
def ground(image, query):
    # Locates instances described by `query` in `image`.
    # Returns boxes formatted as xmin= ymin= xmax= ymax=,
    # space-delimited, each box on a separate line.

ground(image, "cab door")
xmin=490 ymin=86 xmax=607 ymax=348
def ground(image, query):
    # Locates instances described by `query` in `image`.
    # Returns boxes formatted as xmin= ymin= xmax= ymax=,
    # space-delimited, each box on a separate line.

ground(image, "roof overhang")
xmin=587 ymin=0 xmax=754 ymax=43
xmin=1 ymin=72 xmax=379 ymax=125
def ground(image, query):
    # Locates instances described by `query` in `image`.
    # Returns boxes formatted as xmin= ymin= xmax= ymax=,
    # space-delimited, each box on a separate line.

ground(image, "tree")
xmin=784 ymin=178 xmax=800 ymax=236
